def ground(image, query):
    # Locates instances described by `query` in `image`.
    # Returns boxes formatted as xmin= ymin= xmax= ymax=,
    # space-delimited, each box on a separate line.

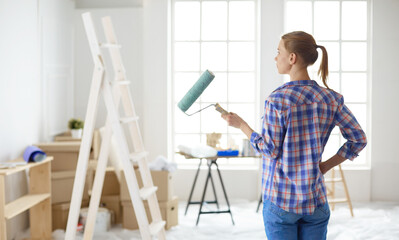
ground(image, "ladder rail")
xmin=65 ymin=66 xmax=104 ymax=240
xmin=66 ymin=12 xmax=107 ymax=240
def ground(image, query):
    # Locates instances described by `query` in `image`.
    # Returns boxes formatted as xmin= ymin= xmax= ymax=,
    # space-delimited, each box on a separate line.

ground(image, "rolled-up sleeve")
xmin=250 ymin=100 xmax=286 ymax=160
xmin=335 ymin=98 xmax=367 ymax=160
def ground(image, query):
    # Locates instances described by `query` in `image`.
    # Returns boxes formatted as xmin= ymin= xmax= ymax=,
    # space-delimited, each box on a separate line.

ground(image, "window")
xmin=171 ymin=0 xmax=259 ymax=167
xmin=285 ymin=0 xmax=370 ymax=167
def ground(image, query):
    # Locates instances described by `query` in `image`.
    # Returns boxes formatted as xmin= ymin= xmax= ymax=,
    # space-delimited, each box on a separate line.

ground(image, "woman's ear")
xmin=289 ymin=53 xmax=297 ymax=65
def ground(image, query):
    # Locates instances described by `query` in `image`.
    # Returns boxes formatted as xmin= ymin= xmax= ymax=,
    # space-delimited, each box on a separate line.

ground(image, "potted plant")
xmin=68 ymin=118 xmax=84 ymax=138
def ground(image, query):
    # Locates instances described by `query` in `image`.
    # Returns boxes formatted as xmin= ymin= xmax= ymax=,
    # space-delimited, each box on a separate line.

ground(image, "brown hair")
xmin=282 ymin=31 xmax=329 ymax=89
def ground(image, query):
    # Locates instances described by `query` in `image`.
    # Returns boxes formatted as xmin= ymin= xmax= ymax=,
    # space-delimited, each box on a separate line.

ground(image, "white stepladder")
xmin=65 ymin=12 xmax=166 ymax=240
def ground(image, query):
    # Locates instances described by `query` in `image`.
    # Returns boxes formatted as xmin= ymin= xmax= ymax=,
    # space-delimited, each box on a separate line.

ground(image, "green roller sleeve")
xmin=178 ymin=70 xmax=215 ymax=112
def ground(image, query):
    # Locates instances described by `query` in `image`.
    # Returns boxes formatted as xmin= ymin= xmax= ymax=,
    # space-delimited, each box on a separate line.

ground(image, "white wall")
xmin=0 ymin=0 xmax=74 ymax=238
xmin=0 ymin=1 xmax=40 ymax=238
xmin=371 ymin=0 xmax=399 ymax=201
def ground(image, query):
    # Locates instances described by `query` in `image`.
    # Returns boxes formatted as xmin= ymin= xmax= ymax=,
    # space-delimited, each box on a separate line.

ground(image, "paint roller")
xmin=177 ymin=70 xmax=228 ymax=116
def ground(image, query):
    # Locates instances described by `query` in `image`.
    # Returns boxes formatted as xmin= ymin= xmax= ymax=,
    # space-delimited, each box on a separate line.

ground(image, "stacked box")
xmin=120 ymin=170 xmax=173 ymax=202
xmin=121 ymin=196 xmax=178 ymax=230
xmin=51 ymin=170 xmax=90 ymax=204
xmin=54 ymin=129 xmax=101 ymax=160
xmin=35 ymin=142 xmax=81 ymax=171
xmin=120 ymin=169 xmax=177 ymax=230
xmin=52 ymin=200 xmax=89 ymax=230
xmin=36 ymin=130 xmax=101 ymax=229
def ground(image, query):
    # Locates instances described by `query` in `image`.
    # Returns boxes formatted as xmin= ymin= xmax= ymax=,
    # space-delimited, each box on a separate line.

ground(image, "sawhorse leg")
xmin=196 ymin=159 xmax=234 ymax=226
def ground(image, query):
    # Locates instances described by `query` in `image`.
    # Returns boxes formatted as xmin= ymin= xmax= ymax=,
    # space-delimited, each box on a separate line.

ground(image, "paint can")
xmin=80 ymin=207 xmax=111 ymax=232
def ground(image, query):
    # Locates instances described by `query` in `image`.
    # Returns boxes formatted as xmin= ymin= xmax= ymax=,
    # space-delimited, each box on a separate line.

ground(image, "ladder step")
xmin=112 ymin=80 xmax=131 ymax=85
xmin=325 ymin=178 xmax=343 ymax=183
xmin=100 ymin=43 xmax=121 ymax=48
xmin=149 ymin=221 xmax=166 ymax=235
xmin=139 ymin=186 xmax=158 ymax=200
xmin=328 ymin=198 xmax=348 ymax=203
xmin=120 ymin=116 xmax=139 ymax=124
xmin=129 ymin=151 xmax=148 ymax=162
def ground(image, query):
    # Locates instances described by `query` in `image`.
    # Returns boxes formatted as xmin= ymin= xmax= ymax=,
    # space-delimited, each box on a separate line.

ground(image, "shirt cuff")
xmin=337 ymin=145 xmax=359 ymax=161
xmin=250 ymin=131 xmax=259 ymax=145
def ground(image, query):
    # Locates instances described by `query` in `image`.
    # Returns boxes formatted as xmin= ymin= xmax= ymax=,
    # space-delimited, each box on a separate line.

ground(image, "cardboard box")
xmin=35 ymin=142 xmax=80 ymax=171
xmin=51 ymin=170 xmax=90 ymax=204
xmin=122 ymin=196 xmax=178 ymax=230
xmin=87 ymin=166 xmax=120 ymax=196
xmin=100 ymin=195 xmax=122 ymax=224
xmin=121 ymin=170 xmax=173 ymax=202
xmin=52 ymin=200 xmax=89 ymax=230
xmin=54 ymin=129 xmax=101 ymax=160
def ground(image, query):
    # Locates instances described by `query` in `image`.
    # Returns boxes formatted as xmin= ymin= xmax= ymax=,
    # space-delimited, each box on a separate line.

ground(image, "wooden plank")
xmin=35 ymin=142 xmax=81 ymax=152
xmin=0 ymin=157 xmax=53 ymax=176
xmin=30 ymin=198 xmax=52 ymax=239
xmin=0 ymin=176 xmax=6 ymax=240
xmin=82 ymin=120 xmax=112 ymax=240
xmin=4 ymin=193 xmax=50 ymax=219
xmin=29 ymin=161 xmax=51 ymax=194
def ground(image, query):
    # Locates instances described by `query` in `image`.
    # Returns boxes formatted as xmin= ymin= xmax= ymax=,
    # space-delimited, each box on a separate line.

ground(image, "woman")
xmin=222 ymin=31 xmax=367 ymax=240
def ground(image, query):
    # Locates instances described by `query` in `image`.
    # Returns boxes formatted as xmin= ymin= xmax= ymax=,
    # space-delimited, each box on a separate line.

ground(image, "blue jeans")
xmin=263 ymin=200 xmax=330 ymax=240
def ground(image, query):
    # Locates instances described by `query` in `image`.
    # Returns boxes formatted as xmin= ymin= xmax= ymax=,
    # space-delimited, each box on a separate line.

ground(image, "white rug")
xmin=19 ymin=200 xmax=399 ymax=239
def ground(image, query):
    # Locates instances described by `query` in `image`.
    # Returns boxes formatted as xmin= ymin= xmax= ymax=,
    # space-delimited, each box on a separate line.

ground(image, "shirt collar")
xmin=276 ymin=80 xmax=319 ymax=91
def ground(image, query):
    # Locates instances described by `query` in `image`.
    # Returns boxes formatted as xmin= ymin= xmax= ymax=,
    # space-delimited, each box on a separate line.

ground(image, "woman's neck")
xmin=289 ymin=66 xmax=311 ymax=81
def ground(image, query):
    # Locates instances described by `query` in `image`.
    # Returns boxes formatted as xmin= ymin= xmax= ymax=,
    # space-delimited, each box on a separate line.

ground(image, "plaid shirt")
xmin=250 ymin=80 xmax=367 ymax=215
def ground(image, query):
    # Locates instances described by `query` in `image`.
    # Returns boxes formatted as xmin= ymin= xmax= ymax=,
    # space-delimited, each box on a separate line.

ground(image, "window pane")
xmin=345 ymin=104 xmax=367 ymax=132
xmin=201 ymin=108 xmax=228 ymax=134
xmin=200 ymin=73 xmax=227 ymax=103
xmin=174 ymin=104 xmax=201 ymax=133
xmin=174 ymin=72 xmax=200 ymax=102
xmin=342 ymin=1 xmax=367 ymax=40
xmin=229 ymin=1 xmax=255 ymax=40
xmin=314 ymin=72 xmax=339 ymax=92
xmin=228 ymin=103 xmax=255 ymax=134
xmin=314 ymin=1 xmax=339 ymax=40
xmin=201 ymin=42 xmax=227 ymax=71
xmin=174 ymin=2 xmax=200 ymax=40
xmin=342 ymin=42 xmax=367 ymax=71
xmin=202 ymin=1 xmax=227 ymax=40
xmin=174 ymin=42 xmax=200 ymax=71
xmin=228 ymin=73 xmax=255 ymax=102
xmin=228 ymin=42 xmax=255 ymax=71
xmin=341 ymin=73 xmax=367 ymax=102
xmin=324 ymin=42 xmax=340 ymax=71
xmin=285 ymin=1 xmax=312 ymax=33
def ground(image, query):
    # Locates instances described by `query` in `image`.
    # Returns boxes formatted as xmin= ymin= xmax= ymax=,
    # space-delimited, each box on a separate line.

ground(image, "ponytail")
xmin=317 ymin=45 xmax=329 ymax=89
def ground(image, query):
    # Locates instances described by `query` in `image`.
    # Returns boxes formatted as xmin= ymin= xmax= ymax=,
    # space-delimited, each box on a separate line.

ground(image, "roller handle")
xmin=215 ymin=103 xmax=229 ymax=115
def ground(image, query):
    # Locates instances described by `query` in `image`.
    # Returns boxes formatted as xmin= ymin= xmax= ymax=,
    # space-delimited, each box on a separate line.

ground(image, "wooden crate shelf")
xmin=0 ymin=156 xmax=53 ymax=240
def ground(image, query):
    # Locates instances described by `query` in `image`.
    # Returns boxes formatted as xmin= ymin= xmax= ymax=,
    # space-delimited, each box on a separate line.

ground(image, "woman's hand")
xmin=222 ymin=112 xmax=254 ymax=139
xmin=221 ymin=112 xmax=245 ymax=129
